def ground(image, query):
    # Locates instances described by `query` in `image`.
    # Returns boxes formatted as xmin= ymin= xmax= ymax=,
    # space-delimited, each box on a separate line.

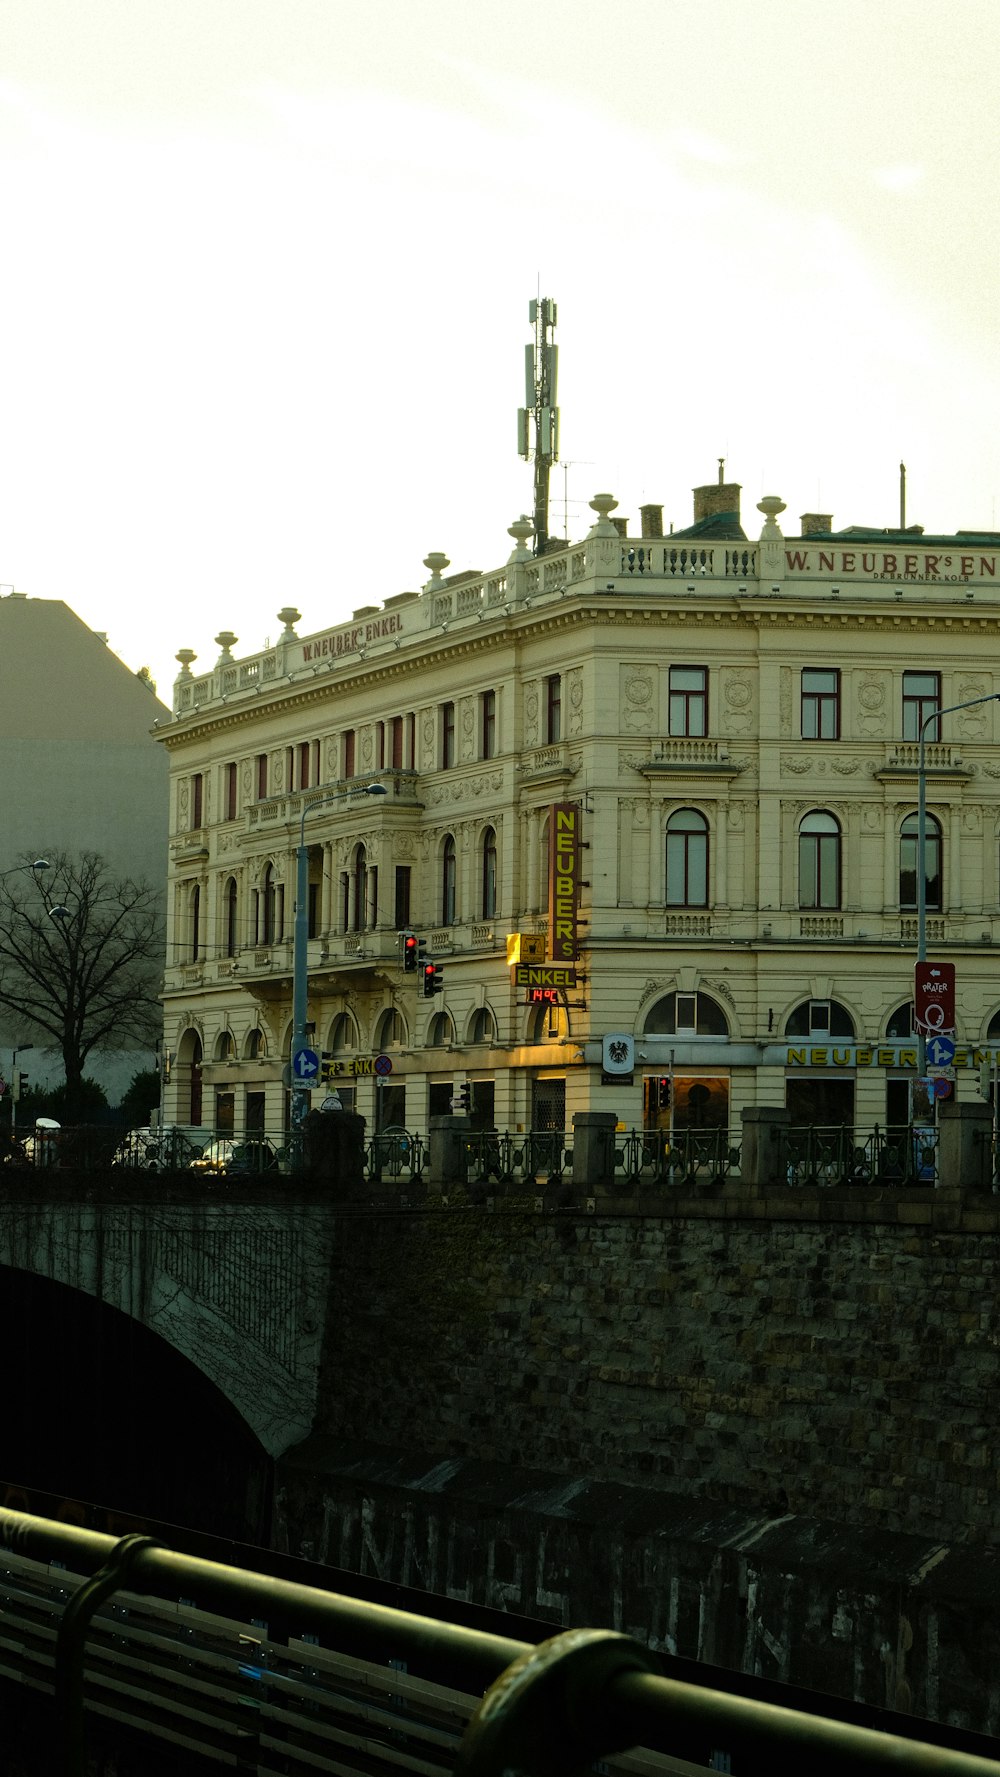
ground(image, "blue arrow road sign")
xmin=926 ymin=1034 xmax=956 ymax=1068
xmin=292 ymin=1047 xmax=320 ymax=1081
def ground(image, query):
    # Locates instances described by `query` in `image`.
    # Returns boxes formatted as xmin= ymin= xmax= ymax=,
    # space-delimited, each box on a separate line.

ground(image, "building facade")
xmin=158 ymin=480 xmax=1000 ymax=1145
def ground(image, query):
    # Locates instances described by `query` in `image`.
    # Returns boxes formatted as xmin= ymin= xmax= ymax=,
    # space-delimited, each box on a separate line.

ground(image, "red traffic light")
xmin=403 ymin=933 xmax=418 ymax=971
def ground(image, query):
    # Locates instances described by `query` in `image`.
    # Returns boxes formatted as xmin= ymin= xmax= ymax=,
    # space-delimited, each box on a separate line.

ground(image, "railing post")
xmin=302 ymin=1109 xmax=365 ymax=1193
xmin=936 ymin=1100 xmax=993 ymax=1193
xmin=740 ymin=1107 xmax=791 ymax=1190
xmin=427 ymin=1115 xmax=470 ymax=1194
xmin=571 ymin=1112 xmax=617 ymax=1196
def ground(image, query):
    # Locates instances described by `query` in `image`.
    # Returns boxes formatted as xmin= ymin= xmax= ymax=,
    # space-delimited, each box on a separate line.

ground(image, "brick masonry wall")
xmin=301 ymin=1196 xmax=1000 ymax=1542
xmin=274 ymin=1193 xmax=1000 ymax=1732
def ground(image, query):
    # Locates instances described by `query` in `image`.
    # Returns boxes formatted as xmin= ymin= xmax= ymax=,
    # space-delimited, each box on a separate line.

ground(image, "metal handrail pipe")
xmin=2 ymin=1509 xmax=999 ymax=1774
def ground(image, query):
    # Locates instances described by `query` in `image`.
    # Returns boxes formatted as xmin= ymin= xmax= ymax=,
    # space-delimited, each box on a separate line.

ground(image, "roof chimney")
xmin=800 ymin=513 xmax=833 ymax=535
xmin=693 ymin=476 xmax=741 ymax=524
xmin=640 ymin=503 xmax=664 ymax=538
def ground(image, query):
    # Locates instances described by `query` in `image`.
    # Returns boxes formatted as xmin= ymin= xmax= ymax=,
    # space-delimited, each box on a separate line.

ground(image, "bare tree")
xmin=0 ymin=852 xmax=163 ymax=1116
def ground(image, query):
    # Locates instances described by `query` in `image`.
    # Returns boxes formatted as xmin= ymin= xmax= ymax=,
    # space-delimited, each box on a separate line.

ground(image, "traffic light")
xmin=402 ymin=932 xmax=418 ymax=972
xmin=453 ymin=1083 xmax=470 ymax=1113
xmin=423 ymin=961 xmax=443 ymax=998
xmin=13 ymin=1072 xmax=29 ymax=1103
xmin=657 ymin=1077 xmax=671 ymax=1111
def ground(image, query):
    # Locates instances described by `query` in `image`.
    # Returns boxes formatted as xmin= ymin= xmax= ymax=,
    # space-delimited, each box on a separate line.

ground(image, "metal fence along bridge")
xmin=0 ymin=1505 xmax=996 ymax=1775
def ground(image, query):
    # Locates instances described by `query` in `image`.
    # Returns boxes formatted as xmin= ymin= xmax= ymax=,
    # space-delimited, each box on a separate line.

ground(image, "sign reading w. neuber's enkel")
xmin=548 ymin=802 xmax=579 ymax=962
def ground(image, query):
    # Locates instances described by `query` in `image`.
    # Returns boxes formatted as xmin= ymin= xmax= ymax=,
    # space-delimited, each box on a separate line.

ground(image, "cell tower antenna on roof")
xmin=517 ymin=295 xmax=560 ymax=557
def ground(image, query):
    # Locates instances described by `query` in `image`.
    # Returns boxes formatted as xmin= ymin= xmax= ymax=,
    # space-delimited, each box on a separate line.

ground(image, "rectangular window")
xmin=481 ymin=689 xmax=497 ymax=759
xmin=394 ymin=865 xmax=411 ymax=930
xmin=801 ymin=668 xmax=840 ymax=740
xmin=903 ymin=671 xmax=941 ymax=742
xmin=255 ymin=754 xmax=268 ymax=800
xmin=545 ymin=674 xmax=561 ymax=743
xmin=675 ymin=993 xmax=697 ymax=1033
xmin=441 ymin=701 xmax=456 ymax=768
xmin=224 ymin=762 xmax=237 ymax=822
xmin=285 ymin=745 xmax=296 ymax=789
xmin=391 ymin=715 xmax=404 ymax=769
xmin=343 ymin=730 xmax=355 ymax=778
xmin=298 ymin=740 xmax=312 ymax=790
xmin=307 ymin=881 xmax=320 ymax=939
xmin=668 ymin=666 xmax=707 ymax=737
xmin=376 ymin=721 xmax=386 ymax=770
xmin=191 ymin=773 xmax=203 ymax=829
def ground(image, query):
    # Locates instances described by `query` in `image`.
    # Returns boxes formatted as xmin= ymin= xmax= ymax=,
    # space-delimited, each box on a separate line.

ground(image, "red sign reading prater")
xmin=914 ymin=961 xmax=956 ymax=1035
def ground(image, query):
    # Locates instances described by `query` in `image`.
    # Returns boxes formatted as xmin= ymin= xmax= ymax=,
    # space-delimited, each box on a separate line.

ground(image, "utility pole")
xmin=517 ymin=296 xmax=559 ymax=557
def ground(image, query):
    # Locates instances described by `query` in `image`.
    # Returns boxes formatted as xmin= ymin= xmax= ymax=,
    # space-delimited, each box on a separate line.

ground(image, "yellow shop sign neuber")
xmin=785 ymin=1045 xmax=999 ymax=1070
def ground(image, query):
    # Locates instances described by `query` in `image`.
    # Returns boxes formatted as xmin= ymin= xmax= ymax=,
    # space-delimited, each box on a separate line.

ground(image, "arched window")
xmin=528 ymin=999 xmax=567 ymax=1043
xmin=327 ymin=1012 xmax=358 ymax=1054
xmin=215 ymin=1029 xmax=235 ymax=1062
xmin=885 ymin=1003 xmax=913 ymax=1038
xmin=988 ymin=1009 xmax=1000 ymax=1041
xmin=798 ymin=811 xmax=841 ymax=909
xmin=374 ymin=1007 xmax=406 ymax=1049
xmin=481 ymin=827 xmax=497 ymax=919
xmin=352 ymin=845 xmax=368 ymax=932
xmin=442 ymin=834 xmax=457 ymax=926
xmin=899 ymin=812 xmax=941 ymax=910
xmin=666 ymin=809 xmax=708 ymax=906
xmin=177 ymin=1029 xmax=203 ymax=1124
xmin=468 ymin=1006 xmax=497 ymax=1045
xmin=785 ymin=999 xmax=855 ymax=1038
xmin=224 ymin=877 xmax=238 ymax=958
xmin=643 ymin=991 xmax=728 ymax=1037
xmin=427 ymin=1011 xmax=455 ymax=1047
xmin=244 ymin=1027 xmax=266 ymax=1060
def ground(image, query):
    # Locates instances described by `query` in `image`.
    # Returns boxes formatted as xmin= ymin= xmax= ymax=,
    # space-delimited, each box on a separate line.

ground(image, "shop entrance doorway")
xmin=786 ymin=1076 xmax=855 ymax=1127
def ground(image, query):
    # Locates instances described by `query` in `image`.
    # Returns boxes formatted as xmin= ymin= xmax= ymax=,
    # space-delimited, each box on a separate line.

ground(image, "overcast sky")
xmin=1 ymin=0 xmax=998 ymax=697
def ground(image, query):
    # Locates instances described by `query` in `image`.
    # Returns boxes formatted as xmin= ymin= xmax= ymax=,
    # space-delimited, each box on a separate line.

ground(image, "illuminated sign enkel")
xmin=514 ymin=965 xmax=577 ymax=988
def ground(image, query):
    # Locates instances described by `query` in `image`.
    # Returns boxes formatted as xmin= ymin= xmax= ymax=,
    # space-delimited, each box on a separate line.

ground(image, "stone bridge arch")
xmin=0 ymin=1199 xmax=334 ymax=1457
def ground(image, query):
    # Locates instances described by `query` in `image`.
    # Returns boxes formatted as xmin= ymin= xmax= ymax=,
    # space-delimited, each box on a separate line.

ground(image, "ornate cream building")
xmin=158 ymin=476 xmax=1000 ymax=1145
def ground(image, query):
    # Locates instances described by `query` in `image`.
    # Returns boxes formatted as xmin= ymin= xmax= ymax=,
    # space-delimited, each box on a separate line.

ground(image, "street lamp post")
xmin=916 ymin=693 xmax=1000 ymax=1075
xmin=290 ymin=782 xmax=388 ymax=1149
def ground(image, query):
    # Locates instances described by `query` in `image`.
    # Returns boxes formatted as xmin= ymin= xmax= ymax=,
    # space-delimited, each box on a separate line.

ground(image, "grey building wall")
xmin=0 ymin=593 xmax=170 ymax=1102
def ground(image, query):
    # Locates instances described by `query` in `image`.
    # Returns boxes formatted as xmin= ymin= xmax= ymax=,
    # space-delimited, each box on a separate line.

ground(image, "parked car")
xmin=112 ymin=1127 xmax=204 ymax=1171
xmin=189 ymin=1137 xmax=282 ymax=1176
xmin=20 ymin=1119 xmax=61 ymax=1167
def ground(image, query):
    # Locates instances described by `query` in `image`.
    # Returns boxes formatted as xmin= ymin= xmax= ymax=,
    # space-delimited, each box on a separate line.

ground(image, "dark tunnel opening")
xmin=0 ymin=1267 xmax=272 ymax=1543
